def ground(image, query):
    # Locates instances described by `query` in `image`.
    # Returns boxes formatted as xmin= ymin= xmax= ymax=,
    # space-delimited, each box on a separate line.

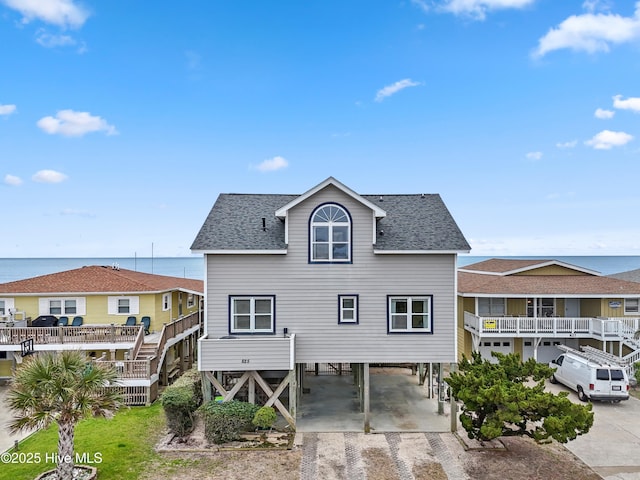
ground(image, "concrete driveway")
xmin=547 ymin=381 xmax=640 ymax=480
xmin=0 ymin=384 xmax=35 ymax=453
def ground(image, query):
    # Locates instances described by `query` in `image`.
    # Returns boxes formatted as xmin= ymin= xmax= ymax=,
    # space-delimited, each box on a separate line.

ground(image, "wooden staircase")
xmin=136 ymin=342 xmax=158 ymax=360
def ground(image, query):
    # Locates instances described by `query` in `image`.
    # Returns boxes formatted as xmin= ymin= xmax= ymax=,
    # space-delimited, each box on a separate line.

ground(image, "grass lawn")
xmin=3 ymin=402 xmax=167 ymax=480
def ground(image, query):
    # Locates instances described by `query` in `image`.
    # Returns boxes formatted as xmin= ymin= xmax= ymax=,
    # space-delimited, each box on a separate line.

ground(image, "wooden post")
xmin=201 ymin=371 xmax=212 ymax=402
xmin=248 ymin=375 xmax=255 ymax=404
xmin=289 ymin=367 xmax=297 ymax=425
xmin=363 ymin=363 xmax=370 ymax=433
xmin=437 ymin=363 xmax=444 ymax=415
xmin=161 ymin=359 xmax=168 ymax=386
xmin=450 ymin=362 xmax=457 ymax=432
xmin=418 ymin=363 xmax=425 ymax=385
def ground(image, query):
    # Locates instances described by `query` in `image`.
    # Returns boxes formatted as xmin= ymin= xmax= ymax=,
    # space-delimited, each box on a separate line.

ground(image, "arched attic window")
xmin=310 ymin=203 xmax=352 ymax=263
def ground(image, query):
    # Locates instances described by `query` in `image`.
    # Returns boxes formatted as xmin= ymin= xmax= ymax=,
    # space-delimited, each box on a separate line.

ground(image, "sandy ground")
xmin=141 ymin=415 xmax=600 ymax=480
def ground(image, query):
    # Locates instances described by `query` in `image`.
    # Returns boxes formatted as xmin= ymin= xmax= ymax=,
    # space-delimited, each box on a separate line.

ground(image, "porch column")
xmin=363 ymin=362 xmax=370 ymax=433
xmin=533 ymin=337 xmax=542 ymax=362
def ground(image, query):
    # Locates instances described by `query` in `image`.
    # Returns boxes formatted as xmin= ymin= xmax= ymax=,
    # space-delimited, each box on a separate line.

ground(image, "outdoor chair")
xmin=58 ymin=316 xmax=69 ymax=326
xmin=71 ymin=316 xmax=83 ymax=326
xmin=124 ymin=316 xmax=137 ymax=326
xmin=140 ymin=316 xmax=151 ymax=335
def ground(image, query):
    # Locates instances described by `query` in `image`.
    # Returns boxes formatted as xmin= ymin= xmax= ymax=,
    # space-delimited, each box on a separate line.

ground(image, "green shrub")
xmin=160 ymin=368 xmax=202 ymax=436
xmin=252 ymin=406 xmax=277 ymax=430
xmin=251 ymin=407 xmax=278 ymax=430
xmin=634 ymin=362 xmax=640 ymax=387
xmin=200 ymin=400 xmax=261 ymax=444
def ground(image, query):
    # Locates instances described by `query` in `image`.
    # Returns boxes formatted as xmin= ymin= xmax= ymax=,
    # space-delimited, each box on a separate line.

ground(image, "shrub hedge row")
xmin=200 ymin=400 xmax=261 ymax=444
xmin=160 ymin=368 xmax=202 ymax=437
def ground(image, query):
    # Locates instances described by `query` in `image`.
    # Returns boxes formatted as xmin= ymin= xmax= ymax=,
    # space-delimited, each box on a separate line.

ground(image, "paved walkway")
xmin=298 ymin=431 xmax=468 ymax=480
xmin=0 ymin=384 xmax=35 ymax=453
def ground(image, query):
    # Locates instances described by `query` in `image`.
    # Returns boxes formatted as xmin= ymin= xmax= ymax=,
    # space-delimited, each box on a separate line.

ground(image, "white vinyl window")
xmin=625 ymin=298 xmax=639 ymax=314
xmin=338 ymin=295 xmax=358 ymax=324
xmin=230 ymin=296 xmax=275 ymax=333
xmin=107 ymin=296 xmax=140 ymax=315
xmin=163 ymin=293 xmax=171 ymax=311
xmin=310 ymin=204 xmax=351 ymax=262
xmin=0 ymin=298 xmax=15 ymax=316
xmin=478 ymin=298 xmax=506 ymax=316
xmin=388 ymin=296 xmax=432 ymax=333
xmin=39 ymin=297 xmax=85 ymax=316
xmin=527 ymin=297 xmax=555 ymax=317
xmin=187 ymin=293 xmax=195 ymax=308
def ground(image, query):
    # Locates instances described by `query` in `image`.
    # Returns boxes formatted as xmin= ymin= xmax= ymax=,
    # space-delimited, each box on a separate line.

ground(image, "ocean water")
xmin=0 ymin=255 xmax=639 ymax=284
xmin=0 ymin=257 xmax=205 ymax=283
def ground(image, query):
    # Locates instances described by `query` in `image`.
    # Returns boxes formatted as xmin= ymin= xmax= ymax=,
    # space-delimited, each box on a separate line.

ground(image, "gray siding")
xmin=203 ymin=185 xmax=457 ymax=367
xmin=199 ymin=336 xmax=293 ymax=371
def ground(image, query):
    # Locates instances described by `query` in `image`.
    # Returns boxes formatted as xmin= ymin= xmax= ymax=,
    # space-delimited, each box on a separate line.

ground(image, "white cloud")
xmin=433 ymin=0 xmax=535 ymax=20
xmin=613 ymin=94 xmax=640 ymax=112
xmin=36 ymin=110 xmax=117 ymax=137
xmin=4 ymin=174 xmax=23 ymax=186
xmin=35 ymin=30 xmax=75 ymax=47
xmin=556 ymin=140 xmax=578 ymax=148
xmin=594 ymin=108 xmax=615 ymax=119
xmin=32 ymin=169 xmax=68 ymax=183
xmin=533 ymin=4 xmax=640 ymax=57
xmin=526 ymin=151 xmax=543 ymax=160
xmin=582 ymin=0 xmax=612 ymax=14
xmin=2 ymin=0 xmax=90 ymax=28
xmin=585 ymin=129 xmax=633 ymax=149
xmin=255 ymin=156 xmax=288 ymax=172
xmin=0 ymin=104 xmax=17 ymax=115
xmin=375 ymin=79 xmax=421 ymax=102
xmin=411 ymin=0 xmax=430 ymax=13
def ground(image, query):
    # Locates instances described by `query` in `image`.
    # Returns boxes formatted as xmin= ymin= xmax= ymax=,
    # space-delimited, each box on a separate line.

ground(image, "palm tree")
xmin=6 ymin=350 xmax=121 ymax=480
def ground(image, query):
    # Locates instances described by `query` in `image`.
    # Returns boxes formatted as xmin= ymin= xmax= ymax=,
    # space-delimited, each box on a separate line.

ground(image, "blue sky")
xmin=1 ymin=0 xmax=640 ymax=258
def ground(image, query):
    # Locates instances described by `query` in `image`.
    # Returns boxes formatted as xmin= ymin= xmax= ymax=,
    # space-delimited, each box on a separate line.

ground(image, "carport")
xmin=295 ymin=364 xmax=452 ymax=433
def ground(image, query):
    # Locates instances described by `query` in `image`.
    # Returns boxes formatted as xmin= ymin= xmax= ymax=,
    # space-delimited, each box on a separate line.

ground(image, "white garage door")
xmin=522 ymin=339 xmax=579 ymax=363
xmin=479 ymin=338 xmax=513 ymax=363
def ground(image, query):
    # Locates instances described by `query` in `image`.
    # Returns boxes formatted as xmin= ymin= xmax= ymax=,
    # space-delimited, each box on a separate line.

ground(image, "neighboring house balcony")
xmin=464 ymin=311 xmax=640 ymax=342
xmin=0 ymin=324 xmax=139 ymax=351
xmin=0 ymin=312 xmax=201 ymax=406
xmin=199 ymin=333 xmax=296 ymax=371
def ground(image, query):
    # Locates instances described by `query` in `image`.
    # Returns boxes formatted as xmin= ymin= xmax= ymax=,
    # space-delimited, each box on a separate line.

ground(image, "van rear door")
xmin=609 ymin=369 xmax=628 ymax=397
xmin=593 ymin=368 xmax=628 ymax=400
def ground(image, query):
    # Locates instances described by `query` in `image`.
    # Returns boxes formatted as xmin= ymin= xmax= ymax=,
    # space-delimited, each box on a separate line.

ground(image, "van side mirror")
xmin=551 ymin=359 xmax=557 ymax=365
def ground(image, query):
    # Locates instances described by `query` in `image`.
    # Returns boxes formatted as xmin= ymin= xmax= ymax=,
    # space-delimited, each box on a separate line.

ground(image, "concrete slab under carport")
xmin=296 ymin=367 xmax=451 ymax=433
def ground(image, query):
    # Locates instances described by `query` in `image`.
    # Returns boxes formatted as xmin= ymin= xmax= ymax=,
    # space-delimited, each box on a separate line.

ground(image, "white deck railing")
xmin=464 ymin=312 xmax=640 ymax=339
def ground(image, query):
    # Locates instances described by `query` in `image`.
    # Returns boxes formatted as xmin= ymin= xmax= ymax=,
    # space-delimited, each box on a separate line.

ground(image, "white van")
xmin=549 ymin=349 xmax=629 ymax=402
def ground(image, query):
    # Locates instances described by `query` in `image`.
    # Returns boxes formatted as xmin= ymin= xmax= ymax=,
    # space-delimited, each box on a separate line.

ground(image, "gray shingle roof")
xmin=190 ymin=191 xmax=470 ymax=252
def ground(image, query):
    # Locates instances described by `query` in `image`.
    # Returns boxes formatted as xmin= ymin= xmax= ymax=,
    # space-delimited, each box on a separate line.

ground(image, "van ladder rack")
xmin=556 ymin=344 xmax=626 ymax=367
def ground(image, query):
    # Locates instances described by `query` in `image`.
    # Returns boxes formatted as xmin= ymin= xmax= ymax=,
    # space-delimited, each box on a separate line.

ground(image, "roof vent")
xmin=379 ymin=196 xmax=383 ymax=202
xmin=112 ymin=263 xmax=120 ymax=270
xmin=421 ymin=193 xmax=425 ymax=198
